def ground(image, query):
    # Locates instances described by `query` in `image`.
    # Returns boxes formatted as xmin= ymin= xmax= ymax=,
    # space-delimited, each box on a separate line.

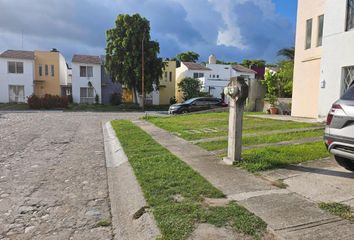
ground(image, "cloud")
xmin=0 ymin=0 xmax=295 ymax=63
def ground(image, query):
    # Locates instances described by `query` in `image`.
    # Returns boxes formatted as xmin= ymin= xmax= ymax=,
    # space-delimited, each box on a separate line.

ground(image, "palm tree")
xmin=277 ymin=47 xmax=295 ymax=61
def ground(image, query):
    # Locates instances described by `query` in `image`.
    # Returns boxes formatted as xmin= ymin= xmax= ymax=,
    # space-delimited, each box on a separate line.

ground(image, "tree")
xmin=277 ymin=60 xmax=294 ymax=97
xmin=105 ymin=14 xmax=165 ymax=103
xmin=176 ymin=51 xmax=200 ymax=63
xmin=262 ymin=70 xmax=278 ymax=106
xmin=277 ymin=47 xmax=295 ymax=61
xmin=240 ymin=59 xmax=266 ymax=68
xmin=178 ymin=77 xmax=206 ymax=100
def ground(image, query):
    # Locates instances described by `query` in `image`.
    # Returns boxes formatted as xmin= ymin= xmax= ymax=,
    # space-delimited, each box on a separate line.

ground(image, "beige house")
xmin=292 ymin=0 xmax=326 ymax=118
xmin=292 ymin=0 xmax=354 ymax=118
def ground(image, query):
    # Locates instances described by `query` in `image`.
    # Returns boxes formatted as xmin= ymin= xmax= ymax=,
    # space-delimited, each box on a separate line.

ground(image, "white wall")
xmin=318 ymin=0 xmax=354 ymax=117
xmin=0 ymin=58 xmax=34 ymax=103
xmin=59 ymin=53 xmax=68 ymax=86
xmin=72 ymin=63 xmax=101 ymax=103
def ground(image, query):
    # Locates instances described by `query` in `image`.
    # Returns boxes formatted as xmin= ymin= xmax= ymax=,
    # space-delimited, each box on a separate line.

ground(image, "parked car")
xmin=324 ymin=83 xmax=354 ymax=171
xmin=168 ymin=97 xmax=227 ymax=114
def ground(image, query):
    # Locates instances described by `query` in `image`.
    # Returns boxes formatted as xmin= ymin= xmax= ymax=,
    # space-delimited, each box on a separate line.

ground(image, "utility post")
xmin=223 ymin=76 xmax=249 ymax=165
xmin=141 ymin=30 xmax=146 ymax=111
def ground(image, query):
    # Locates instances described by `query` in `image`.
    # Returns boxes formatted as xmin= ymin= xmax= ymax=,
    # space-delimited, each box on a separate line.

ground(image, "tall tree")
xmin=176 ymin=51 xmax=200 ymax=62
xmin=240 ymin=59 xmax=266 ymax=68
xmin=277 ymin=47 xmax=295 ymax=61
xmin=105 ymin=14 xmax=165 ymax=103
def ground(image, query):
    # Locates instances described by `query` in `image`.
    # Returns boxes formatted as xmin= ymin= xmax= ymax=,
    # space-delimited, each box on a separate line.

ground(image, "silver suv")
xmin=325 ymin=84 xmax=354 ymax=171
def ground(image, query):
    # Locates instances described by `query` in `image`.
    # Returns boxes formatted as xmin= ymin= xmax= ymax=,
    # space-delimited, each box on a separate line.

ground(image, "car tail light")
xmin=326 ymin=113 xmax=333 ymax=126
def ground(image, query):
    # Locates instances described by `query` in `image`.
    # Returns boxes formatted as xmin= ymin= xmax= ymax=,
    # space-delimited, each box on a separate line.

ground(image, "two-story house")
xmin=71 ymin=54 xmax=102 ymax=104
xmin=292 ymin=0 xmax=354 ymax=118
xmin=0 ymin=50 xmax=35 ymax=103
xmin=33 ymin=49 xmax=68 ymax=97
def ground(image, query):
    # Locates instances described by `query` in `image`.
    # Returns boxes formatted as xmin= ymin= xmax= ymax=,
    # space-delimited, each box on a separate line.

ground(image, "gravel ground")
xmin=0 ymin=111 xmax=143 ymax=240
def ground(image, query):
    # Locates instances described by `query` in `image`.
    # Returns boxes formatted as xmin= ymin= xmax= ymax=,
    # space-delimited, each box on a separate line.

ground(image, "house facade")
xmin=158 ymin=61 xmax=176 ymax=105
xmin=72 ymin=54 xmax=102 ymax=104
xmin=175 ymin=62 xmax=211 ymax=102
xmin=292 ymin=0 xmax=354 ymax=118
xmin=33 ymin=49 xmax=68 ymax=97
xmin=0 ymin=50 xmax=35 ymax=103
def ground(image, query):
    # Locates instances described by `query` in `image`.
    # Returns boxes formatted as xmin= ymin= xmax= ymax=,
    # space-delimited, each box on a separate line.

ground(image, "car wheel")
xmin=181 ymin=109 xmax=189 ymax=114
xmin=334 ymin=155 xmax=354 ymax=172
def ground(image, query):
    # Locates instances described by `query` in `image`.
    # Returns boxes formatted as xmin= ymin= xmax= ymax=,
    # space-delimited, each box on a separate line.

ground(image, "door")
xmin=9 ymin=85 xmax=25 ymax=103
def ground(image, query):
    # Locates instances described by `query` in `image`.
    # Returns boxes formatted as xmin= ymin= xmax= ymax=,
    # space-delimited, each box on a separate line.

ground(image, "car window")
xmin=194 ymin=100 xmax=205 ymax=106
xmin=342 ymin=85 xmax=354 ymax=100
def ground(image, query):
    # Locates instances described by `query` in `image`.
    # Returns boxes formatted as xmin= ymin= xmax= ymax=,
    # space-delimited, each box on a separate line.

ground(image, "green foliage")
xmin=105 ymin=14 xmax=165 ymax=98
xmin=216 ymin=60 xmax=238 ymax=65
xmin=111 ymin=120 xmax=267 ymax=239
xmin=241 ymin=59 xmax=266 ymax=68
xmin=277 ymin=47 xmax=295 ymax=61
xmin=177 ymin=77 xmax=204 ymax=101
xmin=319 ymin=202 xmax=354 ymax=221
xmin=277 ymin=60 xmax=294 ymax=97
xmin=176 ymin=51 xmax=200 ymax=63
xmin=262 ymin=70 xmax=278 ymax=106
xmin=169 ymin=96 xmax=177 ymax=105
xmin=95 ymin=94 xmax=99 ymax=104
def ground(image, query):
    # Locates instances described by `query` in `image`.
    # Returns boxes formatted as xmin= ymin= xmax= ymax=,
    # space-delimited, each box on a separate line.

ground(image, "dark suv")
xmin=168 ymin=97 xmax=226 ymax=114
xmin=325 ymin=84 xmax=354 ymax=171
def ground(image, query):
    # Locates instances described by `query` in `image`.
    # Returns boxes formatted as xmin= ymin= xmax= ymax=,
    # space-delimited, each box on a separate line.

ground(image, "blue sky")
xmin=0 ymin=0 xmax=298 ymax=64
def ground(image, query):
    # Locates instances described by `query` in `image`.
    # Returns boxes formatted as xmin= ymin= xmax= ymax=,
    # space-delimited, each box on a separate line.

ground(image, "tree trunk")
xmin=132 ymin=86 xmax=138 ymax=104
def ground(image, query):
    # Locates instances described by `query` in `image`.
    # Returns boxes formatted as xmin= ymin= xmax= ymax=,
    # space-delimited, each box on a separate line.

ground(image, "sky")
xmin=0 ymin=0 xmax=298 ymax=64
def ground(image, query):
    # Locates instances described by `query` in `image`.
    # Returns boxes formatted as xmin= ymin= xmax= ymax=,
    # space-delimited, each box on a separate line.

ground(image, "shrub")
xmin=95 ymin=94 xmax=100 ymax=104
xmin=27 ymin=94 xmax=69 ymax=109
xmin=169 ymin=96 xmax=177 ymax=105
xmin=110 ymin=92 xmax=122 ymax=105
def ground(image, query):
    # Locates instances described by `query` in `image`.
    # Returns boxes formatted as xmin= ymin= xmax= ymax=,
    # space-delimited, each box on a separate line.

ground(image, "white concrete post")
xmin=223 ymin=77 xmax=248 ymax=165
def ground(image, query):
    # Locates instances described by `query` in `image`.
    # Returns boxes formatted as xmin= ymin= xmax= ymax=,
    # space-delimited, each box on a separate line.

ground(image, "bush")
xmin=27 ymin=94 xmax=69 ymax=109
xmin=95 ymin=94 xmax=100 ymax=104
xmin=169 ymin=96 xmax=177 ymax=105
xmin=110 ymin=92 xmax=122 ymax=105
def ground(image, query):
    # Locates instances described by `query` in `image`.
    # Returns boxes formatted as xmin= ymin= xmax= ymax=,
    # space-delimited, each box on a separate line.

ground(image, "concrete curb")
xmin=102 ymin=121 xmax=161 ymax=240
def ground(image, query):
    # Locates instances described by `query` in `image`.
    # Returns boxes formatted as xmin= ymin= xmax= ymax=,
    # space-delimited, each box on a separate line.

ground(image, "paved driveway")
xmin=0 ymin=112 xmax=142 ymax=240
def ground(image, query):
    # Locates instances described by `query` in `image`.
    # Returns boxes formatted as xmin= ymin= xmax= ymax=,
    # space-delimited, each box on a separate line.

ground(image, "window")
xmin=305 ymin=18 xmax=313 ymax=49
xmin=317 ymin=15 xmax=324 ymax=47
xmin=8 ymin=62 xmax=23 ymax=74
xmin=80 ymin=87 xmax=95 ymax=103
xmin=217 ymin=75 xmax=219 ymax=78
xmin=164 ymin=72 xmax=168 ymax=81
xmin=342 ymin=84 xmax=354 ymax=100
xmin=51 ymin=65 xmax=55 ymax=77
xmin=199 ymin=73 xmax=204 ymax=78
xmin=45 ymin=65 xmax=48 ymax=76
xmin=80 ymin=66 xmax=93 ymax=77
xmin=347 ymin=0 xmax=354 ymax=31
xmin=39 ymin=65 xmax=43 ymax=76
xmin=213 ymin=75 xmax=215 ymax=78
xmin=193 ymin=73 xmax=199 ymax=78
xmin=342 ymin=66 xmax=354 ymax=94
xmin=169 ymin=72 xmax=172 ymax=82
xmin=8 ymin=85 xmax=25 ymax=103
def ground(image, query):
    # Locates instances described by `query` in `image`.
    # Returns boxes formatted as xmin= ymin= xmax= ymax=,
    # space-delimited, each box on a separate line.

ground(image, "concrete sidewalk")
xmin=134 ymin=120 xmax=354 ymax=240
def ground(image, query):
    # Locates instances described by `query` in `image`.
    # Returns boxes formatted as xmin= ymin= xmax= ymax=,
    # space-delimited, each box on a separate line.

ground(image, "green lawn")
xmin=146 ymin=112 xmax=321 ymax=141
xmin=197 ymin=129 xmax=324 ymax=151
xmin=112 ymin=120 xmax=267 ymax=240
xmin=233 ymin=142 xmax=330 ymax=172
xmin=319 ymin=202 xmax=354 ymax=222
xmin=0 ymin=103 xmax=29 ymax=110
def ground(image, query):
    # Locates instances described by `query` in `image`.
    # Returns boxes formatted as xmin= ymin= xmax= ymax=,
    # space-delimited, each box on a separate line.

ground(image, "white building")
xmin=292 ymin=0 xmax=354 ymax=118
xmin=0 ymin=50 xmax=35 ymax=103
xmin=71 ymin=54 xmax=102 ymax=104
xmin=318 ymin=0 xmax=354 ymax=117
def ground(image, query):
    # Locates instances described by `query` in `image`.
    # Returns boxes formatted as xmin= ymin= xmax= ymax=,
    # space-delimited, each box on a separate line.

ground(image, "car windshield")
xmin=341 ymin=85 xmax=354 ymax=100
xmin=183 ymin=98 xmax=198 ymax=104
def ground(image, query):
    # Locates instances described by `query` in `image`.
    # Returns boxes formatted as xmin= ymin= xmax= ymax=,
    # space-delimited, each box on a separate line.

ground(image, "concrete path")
xmin=134 ymin=120 xmax=354 ymax=240
xmin=0 ymin=112 xmax=143 ymax=240
xmin=210 ymin=136 xmax=323 ymax=156
xmin=190 ymin=127 xmax=324 ymax=144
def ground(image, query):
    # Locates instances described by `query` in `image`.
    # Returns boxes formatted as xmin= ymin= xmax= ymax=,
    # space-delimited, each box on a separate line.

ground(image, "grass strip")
xmin=232 ymin=141 xmax=330 ymax=172
xmin=146 ymin=112 xmax=322 ymax=141
xmin=319 ymin=202 xmax=354 ymax=222
xmin=197 ymin=129 xmax=324 ymax=151
xmin=111 ymin=120 xmax=267 ymax=240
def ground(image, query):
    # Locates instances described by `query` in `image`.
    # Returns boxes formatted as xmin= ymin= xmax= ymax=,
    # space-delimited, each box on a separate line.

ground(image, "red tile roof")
xmin=183 ymin=62 xmax=211 ymax=71
xmin=72 ymin=54 xmax=101 ymax=65
xmin=0 ymin=50 xmax=35 ymax=60
xmin=232 ymin=64 xmax=257 ymax=74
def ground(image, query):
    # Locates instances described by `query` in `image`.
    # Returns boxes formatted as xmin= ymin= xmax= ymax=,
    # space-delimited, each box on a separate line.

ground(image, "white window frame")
xmin=80 ymin=87 xmax=95 ymax=104
xmin=80 ymin=66 xmax=93 ymax=77
xmin=8 ymin=85 xmax=25 ymax=103
xmin=8 ymin=61 xmax=24 ymax=74
xmin=305 ymin=18 xmax=313 ymax=50
xmin=342 ymin=66 xmax=354 ymax=94
xmin=51 ymin=65 xmax=55 ymax=77
xmin=347 ymin=0 xmax=354 ymax=31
